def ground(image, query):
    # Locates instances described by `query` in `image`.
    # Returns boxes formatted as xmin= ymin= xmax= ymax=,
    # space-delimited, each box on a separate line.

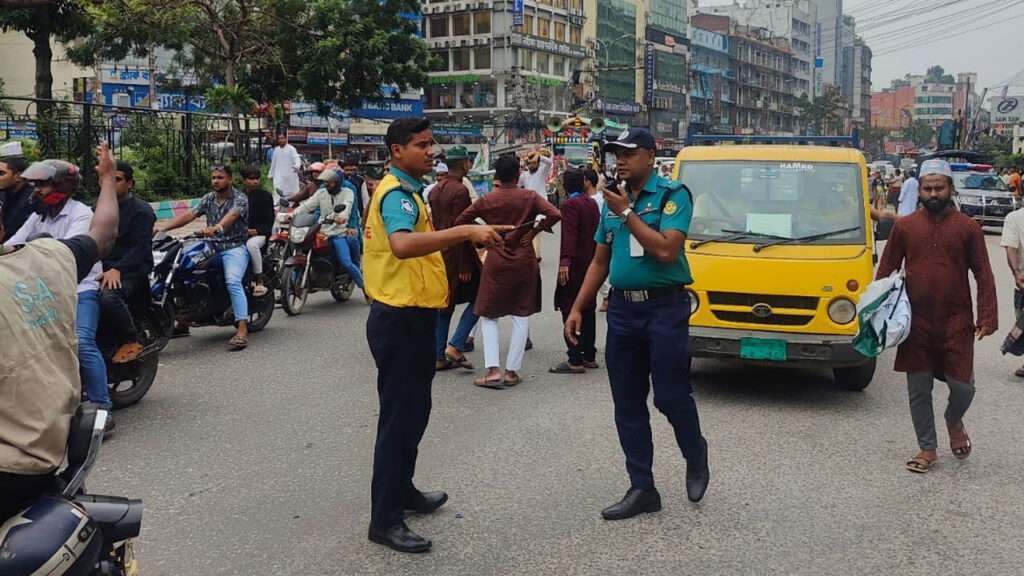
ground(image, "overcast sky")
xmin=697 ymin=0 xmax=1024 ymax=98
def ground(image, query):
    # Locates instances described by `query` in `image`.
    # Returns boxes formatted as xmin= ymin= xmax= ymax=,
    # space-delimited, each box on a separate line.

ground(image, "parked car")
xmin=953 ymin=165 xmax=1018 ymax=226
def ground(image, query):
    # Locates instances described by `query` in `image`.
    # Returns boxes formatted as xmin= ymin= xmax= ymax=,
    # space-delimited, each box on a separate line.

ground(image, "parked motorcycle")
xmin=0 ymin=403 xmax=142 ymax=576
xmin=150 ymin=232 xmax=275 ymax=334
xmin=101 ymin=290 xmax=173 ymax=409
xmin=280 ymin=206 xmax=354 ymax=316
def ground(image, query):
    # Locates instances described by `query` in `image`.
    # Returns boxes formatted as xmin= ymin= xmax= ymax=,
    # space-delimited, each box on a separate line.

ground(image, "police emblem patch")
xmin=400 ymin=198 xmax=415 ymax=216
xmin=664 ymin=201 xmax=677 ymax=215
xmin=606 ymin=230 xmax=614 ymax=243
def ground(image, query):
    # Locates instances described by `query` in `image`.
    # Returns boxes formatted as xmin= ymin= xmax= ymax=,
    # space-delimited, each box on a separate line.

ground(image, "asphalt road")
xmin=92 ymin=229 xmax=1024 ymax=576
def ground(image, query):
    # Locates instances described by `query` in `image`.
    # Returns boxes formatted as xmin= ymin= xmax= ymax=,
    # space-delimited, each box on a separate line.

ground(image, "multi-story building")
xmin=421 ymin=0 xmax=587 ymax=143
xmin=581 ymin=0 xmax=646 ymax=126
xmin=808 ymin=0 xmax=843 ymax=91
xmin=729 ymin=25 xmax=800 ymax=134
xmin=843 ymin=37 xmax=871 ymax=126
xmin=697 ymin=0 xmax=816 ymax=98
xmin=914 ymin=83 xmax=956 ymax=124
xmin=870 ymin=85 xmax=915 ymax=132
xmin=688 ymin=21 xmax=735 ymax=135
xmin=645 ymin=0 xmax=690 ymax=143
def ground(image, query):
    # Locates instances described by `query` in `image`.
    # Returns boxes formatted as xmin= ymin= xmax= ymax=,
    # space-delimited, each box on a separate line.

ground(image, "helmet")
xmin=309 ymin=162 xmax=326 ymax=173
xmin=22 ymin=159 xmax=81 ymax=206
xmin=0 ymin=496 xmax=100 ymax=576
xmin=317 ymin=168 xmax=341 ymax=183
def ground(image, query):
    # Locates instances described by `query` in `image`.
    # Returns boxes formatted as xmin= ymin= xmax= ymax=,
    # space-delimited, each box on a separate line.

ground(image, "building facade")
xmin=808 ymin=0 xmax=843 ymax=91
xmin=870 ymin=85 xmax=915 ymax=131
xmin=914 ymin=83 xmax=956 ymax=124
xmin=645 ymin=0 xmax=690 ymax=143
xmin=688 ymin=24 xmax=734 ymax=134
xmin=730 ymin=26 xmax=800 ymax=134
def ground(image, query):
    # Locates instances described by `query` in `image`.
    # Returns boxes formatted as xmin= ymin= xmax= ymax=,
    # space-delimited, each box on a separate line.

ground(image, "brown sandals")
xmin=949 ymin=421 xmax=972 ymax=460
xmin=906 ymin=451 xmax=937 ymax=473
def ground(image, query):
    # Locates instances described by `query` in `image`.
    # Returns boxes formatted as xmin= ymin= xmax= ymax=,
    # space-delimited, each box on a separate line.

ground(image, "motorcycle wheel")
xmin=248 ymin=292 xmax=275 ymax=332
xmin=108 ymin=352 xmax=159 ymax=409
xmin=331 ymin=281 xmax=354 ymax=302
xmin=281 ymin=265 xmax=308 ymax=316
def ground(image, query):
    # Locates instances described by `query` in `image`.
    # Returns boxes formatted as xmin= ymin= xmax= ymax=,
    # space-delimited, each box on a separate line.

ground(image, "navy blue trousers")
xmin=605 ymin=290 xmax=703 ymax=490
xmin=366 ymin=302 xmax=437 ymax=528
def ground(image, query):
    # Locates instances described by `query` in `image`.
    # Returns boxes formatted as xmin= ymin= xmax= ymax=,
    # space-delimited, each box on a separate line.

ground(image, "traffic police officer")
xmin=363 ymin=117 xmax=509 ymax=553
xmin=565 ymin=127 xmax=710 ymax=520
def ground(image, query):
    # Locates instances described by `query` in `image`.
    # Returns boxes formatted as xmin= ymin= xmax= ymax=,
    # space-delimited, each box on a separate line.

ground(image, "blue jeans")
xmin=436 ymin=297 xmax=478 ymax=361
xmin=347 ymin=233 xmax=362 ymax=267
xmin=77 ymin=290 xmax=111 ymax=408
xmin=214 ymin=245 xmax=249 ymax=322
xmin=332 ymin=235 xmax=364 ymax=289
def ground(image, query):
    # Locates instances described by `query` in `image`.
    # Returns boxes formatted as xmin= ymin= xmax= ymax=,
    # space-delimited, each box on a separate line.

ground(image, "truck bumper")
xmin=689 ymin=326 xmax=870 ymax=367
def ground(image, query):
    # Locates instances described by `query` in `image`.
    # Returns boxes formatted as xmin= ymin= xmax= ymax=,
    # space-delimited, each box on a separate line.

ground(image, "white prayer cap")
xmin=919 ymin=159 xmax=953 ymax=178
xmin=0 ymin=141 xmax=23 ymax=158
xmin=435 ymin=162 xmax=449 ymax=173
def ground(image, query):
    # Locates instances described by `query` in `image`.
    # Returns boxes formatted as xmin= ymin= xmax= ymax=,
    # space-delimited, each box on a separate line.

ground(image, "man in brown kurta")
xmin=428 ymin=147 xmax=480 ymax=370
xmin=454 ymin=155 xmax=561 ymax=387
xmin=876 ymin=158 xmax=998 ymax=474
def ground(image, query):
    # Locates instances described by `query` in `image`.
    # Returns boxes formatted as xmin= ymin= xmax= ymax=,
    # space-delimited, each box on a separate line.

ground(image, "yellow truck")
xmin=676 ymin=137 xmax=880 ymax=390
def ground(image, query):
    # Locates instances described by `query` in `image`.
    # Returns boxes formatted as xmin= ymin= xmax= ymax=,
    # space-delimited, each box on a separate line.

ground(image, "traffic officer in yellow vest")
xmin=564 ymin=127 xmax=710 ymax=520
xmin=363 ymin=117 xmax=512 ymax=553
xmin=0 ymin=142 xmax=120 ymax=521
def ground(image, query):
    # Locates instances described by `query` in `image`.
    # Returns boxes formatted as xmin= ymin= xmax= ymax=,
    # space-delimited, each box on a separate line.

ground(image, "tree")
xmin=925 ymin=65 xmax=954 ymax=84
xmin=902 ymin=119 xmax=935 ymax=148
xmin=0 ymin=0 xmax=90 ymax=111
xmin=796 ymin=85 xmax=846 ymax=136
xmin=860 ymin=122 xmax=888 ymax=160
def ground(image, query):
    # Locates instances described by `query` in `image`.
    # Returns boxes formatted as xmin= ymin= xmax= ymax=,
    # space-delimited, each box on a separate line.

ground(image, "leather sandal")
xmin=906 ymin=452 xmax=937 ymax=473
xmin=228 ymin=334 xmax=248 ymax=349
xmin=474 ymin=376 xmax=504 ymax=390
xmin=949 ymin=421 xmax=972 ymax=459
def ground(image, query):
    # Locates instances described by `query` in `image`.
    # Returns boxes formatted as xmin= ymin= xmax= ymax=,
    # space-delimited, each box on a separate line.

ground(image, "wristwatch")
xmin=619 ymin=208 xmax=633 ymax=220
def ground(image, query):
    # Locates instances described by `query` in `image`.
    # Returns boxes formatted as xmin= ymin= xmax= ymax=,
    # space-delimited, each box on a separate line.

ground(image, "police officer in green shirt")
xmin=565 ymin=128 xmax=709 ymax=520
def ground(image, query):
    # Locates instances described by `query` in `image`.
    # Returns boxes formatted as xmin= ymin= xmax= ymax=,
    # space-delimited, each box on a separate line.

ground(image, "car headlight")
xmin=687 ymin=290 xmax=699 ymax=315
xmin=290 ymin=227 xmax=308 ymax=244
xmin=828 ymin=298 xmax=856 ymax=325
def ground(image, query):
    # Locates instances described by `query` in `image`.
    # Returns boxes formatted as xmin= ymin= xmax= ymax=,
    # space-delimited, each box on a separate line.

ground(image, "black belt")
xmin=611 ymin=285 xmax=686 ymax=303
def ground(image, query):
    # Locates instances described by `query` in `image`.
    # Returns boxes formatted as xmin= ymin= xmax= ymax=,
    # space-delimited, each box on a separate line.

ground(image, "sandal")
xmin=503 ymin=373 xmax=522 ymax=387
xmin=253 ymin=285 xmax=269 ymax=297
xmin=906 ymin=451 xmax=937 ymax=473
xmin=583 ymin=360 xmax=600 ymax=369
xmin=549 ymin=361 xmax=585 ymax=374
xmin=435 ymin=359 xmax=455 ymax=371
xmin=445 ymin=353 xmax=474 ymax=370
xmin=228 ymin=334 xmax=248 ymax=349
xmin=1015 ymin=366 xmax=1024 ymax=378
xmin=949 ymin=421 xmax=972 ymax=459
xmin=474 ymin=376 xmax=504 ymax=390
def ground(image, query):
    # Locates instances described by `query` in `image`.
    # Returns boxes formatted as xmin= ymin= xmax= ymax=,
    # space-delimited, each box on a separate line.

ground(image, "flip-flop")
xmin=474 ymin=376 xmax=504 ymax=390
xmin=949 ymin=422 xmax=972 ymax=460
xmin=583 ymin=360 xmax=600 ymax=369
xmin=435 ymin=359 xmax=455 ymax=371
xmin=906 ymin=453 xmax=937 ymax=473
xmin=549 ymin=361 xmax=585 ymax=374
xmin=445 ymin=354 xmax=474 ymax=370
xmin=253 ymin=285 xmax=269 ymax=297
xmin=228 ymin=335 xmax=248 ymax=350
xmin=503 ymin=374 xmax=522 ymax=387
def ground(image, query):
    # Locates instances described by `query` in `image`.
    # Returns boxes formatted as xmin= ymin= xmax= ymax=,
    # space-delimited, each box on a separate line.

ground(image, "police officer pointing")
xmin=363 ymin=117 xmax=511 ymax=553
xmin=565 ymin=127 xmax=709 ymax=520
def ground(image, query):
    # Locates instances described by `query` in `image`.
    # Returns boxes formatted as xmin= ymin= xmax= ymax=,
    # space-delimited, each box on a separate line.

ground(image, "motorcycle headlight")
xmin=152 ymin=250 xmax=167 ymax=264
xmin=290 ymin=227 xmax=309 ymax=244
xmin=828 ymin=298 xmax=857 ymax=325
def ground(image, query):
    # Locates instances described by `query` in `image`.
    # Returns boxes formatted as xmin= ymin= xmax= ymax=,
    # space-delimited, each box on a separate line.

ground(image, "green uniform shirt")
xmin=595 ymin=172 xmax=694 ymax=290
xmin=379 ymin=168 xmax=424 ymax=236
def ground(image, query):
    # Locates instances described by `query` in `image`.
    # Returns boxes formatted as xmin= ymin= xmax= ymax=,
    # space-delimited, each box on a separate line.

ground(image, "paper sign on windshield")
xmin=746 ymin=213 xmax=793 ymax=238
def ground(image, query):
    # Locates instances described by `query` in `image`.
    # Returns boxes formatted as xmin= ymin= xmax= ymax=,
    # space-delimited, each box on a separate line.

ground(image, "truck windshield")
xmin=680 ymin=161 xmax=866 ymax=245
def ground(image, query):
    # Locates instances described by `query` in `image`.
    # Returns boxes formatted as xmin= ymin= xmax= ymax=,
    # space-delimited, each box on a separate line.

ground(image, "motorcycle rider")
xmin=239 ymin=165 xmax=275 ymax=297
xmin=154 ymin=165 xmax=252 ymax=349
xmin=6 ymin=154 xmax=113 ymax=424
xmin=0 ymin=145 xmax=36 ymax=242
xmin=0 ymin=142 xmax=119 ymax=522
xmin=96 ymin=161 xmax=156 ymax=364
xmin=285 ymin=168 xmax=365 ymax=294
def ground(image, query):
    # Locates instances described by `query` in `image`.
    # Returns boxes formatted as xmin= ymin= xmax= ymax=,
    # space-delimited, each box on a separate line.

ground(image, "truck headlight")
xmin=828 ymin=298 xmax=856 ymax=325
xmin=687 ymin=290 xmax=699 ymax=314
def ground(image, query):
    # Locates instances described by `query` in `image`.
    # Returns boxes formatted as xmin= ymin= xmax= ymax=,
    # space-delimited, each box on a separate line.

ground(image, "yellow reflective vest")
xmin=363 ymin=172 xmax=449 ymax=308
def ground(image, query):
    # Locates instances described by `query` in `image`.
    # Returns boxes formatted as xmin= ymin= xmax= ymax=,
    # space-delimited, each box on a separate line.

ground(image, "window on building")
xmin=474 ymin=47 xmax=491 ymax=69
xmin=429 ymin=16 xmax=448 ymax=37
xmin=519 ymin=50 xmax=533 ymax=71
xmin=597 ymin=0 xmax=638 ymax=102
xmin=553 ymin=56 xmax=566 ymax=77
xmin=436 ymin=50 xmax=450 ymax=71
xmin=452 ymin=48 xmax=471 ymax=71
xmin=555 ymin=22 xmax=566 ymax=42
xmin=570 ymin=26 xmax=582 ymax=45
xmin=538 ymin=18 xmax=550 ymax=38
xmin=524 ymin=14 xmax=534 ymax=35
xmin=452 ymin=13 xmax=471 ymax=35
xmin=570 ymin=0 xmax=583 ymax=10
xmin=474 ymin=12 xmax=491 ymax=34
xmin=537 ymin=52 xmax=550 ymax=74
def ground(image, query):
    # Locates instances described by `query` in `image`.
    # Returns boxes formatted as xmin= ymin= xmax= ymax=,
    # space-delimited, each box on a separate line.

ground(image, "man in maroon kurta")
xmin=876 ymin=159 xmax=998 ymax=474
xmin=551 ymin=168 xmax=600 ymax=374
xmin=455 ymin=155 xmax=561 ymax=387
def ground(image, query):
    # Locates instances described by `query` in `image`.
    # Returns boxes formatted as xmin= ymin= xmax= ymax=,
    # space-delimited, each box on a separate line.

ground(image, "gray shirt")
xmin=192 ymin=188 xmax=249 ymax=250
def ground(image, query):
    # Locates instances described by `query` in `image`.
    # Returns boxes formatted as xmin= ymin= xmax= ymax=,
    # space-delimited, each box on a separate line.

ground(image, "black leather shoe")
xmin=403 ymin=491 xmax=448 ymax=514
xmin=368 ymin=522 xmax=432 ymax=553
xmin=600 ymin=488 xmax=661 ymax=520
xmin=686 ymin=438 xmax=710 ymax=503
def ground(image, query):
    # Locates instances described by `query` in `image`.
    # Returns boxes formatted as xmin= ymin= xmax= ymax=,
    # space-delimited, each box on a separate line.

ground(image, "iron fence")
xmin=0 ymin=97 xmax=275 ymax=201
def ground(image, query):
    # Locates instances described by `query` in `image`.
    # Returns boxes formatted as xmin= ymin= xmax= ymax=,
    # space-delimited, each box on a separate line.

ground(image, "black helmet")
xmin=0 ymin=496 xmax=100 ymax=576
xmin=22 ymin=159 xmax=81 ymax=207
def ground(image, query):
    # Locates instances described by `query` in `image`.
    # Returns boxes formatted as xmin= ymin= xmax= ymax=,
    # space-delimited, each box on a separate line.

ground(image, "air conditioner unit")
xmin=586 ymin=90 xmax=597 ymax=99
xmin=586 ymin=49 xmax=595 ymax=58
xmin=114 ymin=93 xmax=131 ymax=107
xmin=444 ymin=40 xmax=453 ymax=47
xmin=455 ymin=3 xmax=464 ymax=9
xmin=461 ymin=38 xmax=470 ymax=46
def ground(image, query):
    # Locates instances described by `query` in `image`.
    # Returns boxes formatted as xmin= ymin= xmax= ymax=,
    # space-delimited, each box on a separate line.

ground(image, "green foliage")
xmin=925 ymin=65 xmax=955 ymax=85
xmin=0 ymin=1 xmax=92 ymax=100
xmin=901 ymin=119 xmax=935 ymax=147
xmin=859 ymin=123 xmax=889 ymax=160
xmin=796 ymin=86 xmax=846 ymax=135
xmin=204 ymin=86 xmax=256 ymax=115
xmin=973 ymin=135 xmax=1022 ymax=170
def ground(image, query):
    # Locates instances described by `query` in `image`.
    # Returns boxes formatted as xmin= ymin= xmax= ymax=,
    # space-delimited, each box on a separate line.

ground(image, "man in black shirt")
xmin=97 ymin=161 xmax=156 ymax=363
xmin=0 ymin=155 xmax=36 ymax=242
xmin=239 ymin=165 xmax=275 ymax=296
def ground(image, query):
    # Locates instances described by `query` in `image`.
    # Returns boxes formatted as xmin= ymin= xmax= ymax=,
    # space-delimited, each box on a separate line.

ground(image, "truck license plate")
xmin=740 ymin=338 xmax=787 ymax=361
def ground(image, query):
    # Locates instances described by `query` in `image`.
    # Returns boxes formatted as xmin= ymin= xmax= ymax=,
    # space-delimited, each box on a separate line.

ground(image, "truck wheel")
xmin=833 ymin=358 xmax=876 ymax=391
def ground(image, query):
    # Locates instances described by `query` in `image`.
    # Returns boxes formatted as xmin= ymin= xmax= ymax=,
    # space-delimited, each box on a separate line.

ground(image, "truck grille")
xmin=707 ymin=292 xmax=819 ymax=327
xmin=707 ymin=292 xmax=819 ymax=310
xmin=711 ymin=311 xmax=814 ymax=326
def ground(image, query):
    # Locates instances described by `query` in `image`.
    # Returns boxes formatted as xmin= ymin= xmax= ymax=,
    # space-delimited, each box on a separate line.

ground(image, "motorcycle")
xmin=101 ymin=287 xmax=173 ymax=409
xmin=0 ymin=403 xmax=142 ymax=576
xmin=280 ymin=205 xmax=355 ymax=315
xmin=150 ymin=232 xmax=275 ymax=334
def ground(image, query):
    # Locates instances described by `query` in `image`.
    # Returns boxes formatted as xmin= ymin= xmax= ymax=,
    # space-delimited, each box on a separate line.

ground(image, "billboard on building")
xmin=991 ymin=97 xmax=1024 ymax=124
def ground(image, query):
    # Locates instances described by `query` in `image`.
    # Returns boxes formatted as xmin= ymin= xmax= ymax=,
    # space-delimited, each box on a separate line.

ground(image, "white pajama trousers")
xmin=481 ymin=315 xmax=530 ymax=371
xmin=246 ymin=235 xmax=266 ymax=274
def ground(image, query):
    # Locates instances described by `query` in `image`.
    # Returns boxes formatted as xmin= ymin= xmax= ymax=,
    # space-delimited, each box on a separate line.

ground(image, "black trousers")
xmin=98 ymin=275 xmax=146 ymax=345
xmin=0 ymin=471 xmax=57 ymax=523
xmin=561 ymin=308 xmax=597 ymax=365
xmin=366 ymin=302 xmax=437 ymax=529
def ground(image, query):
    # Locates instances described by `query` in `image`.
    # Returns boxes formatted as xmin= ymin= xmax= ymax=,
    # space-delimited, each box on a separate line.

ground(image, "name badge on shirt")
xmin=629 ymin=235 xmax=644 ymax=258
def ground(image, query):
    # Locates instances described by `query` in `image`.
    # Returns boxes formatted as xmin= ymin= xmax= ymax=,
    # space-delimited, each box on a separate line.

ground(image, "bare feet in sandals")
xmin=906 ymin=450 xmax=938 ymax=473
xmin=475 ymin=368 xmax=504 ymax=389
xmin=948 ymin=421 xmax=972 ymax=459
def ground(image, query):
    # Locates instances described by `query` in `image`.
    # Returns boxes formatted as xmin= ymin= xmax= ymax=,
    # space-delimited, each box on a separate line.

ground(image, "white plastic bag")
xmin=853 ymin=271 xmax=911 ymax=358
